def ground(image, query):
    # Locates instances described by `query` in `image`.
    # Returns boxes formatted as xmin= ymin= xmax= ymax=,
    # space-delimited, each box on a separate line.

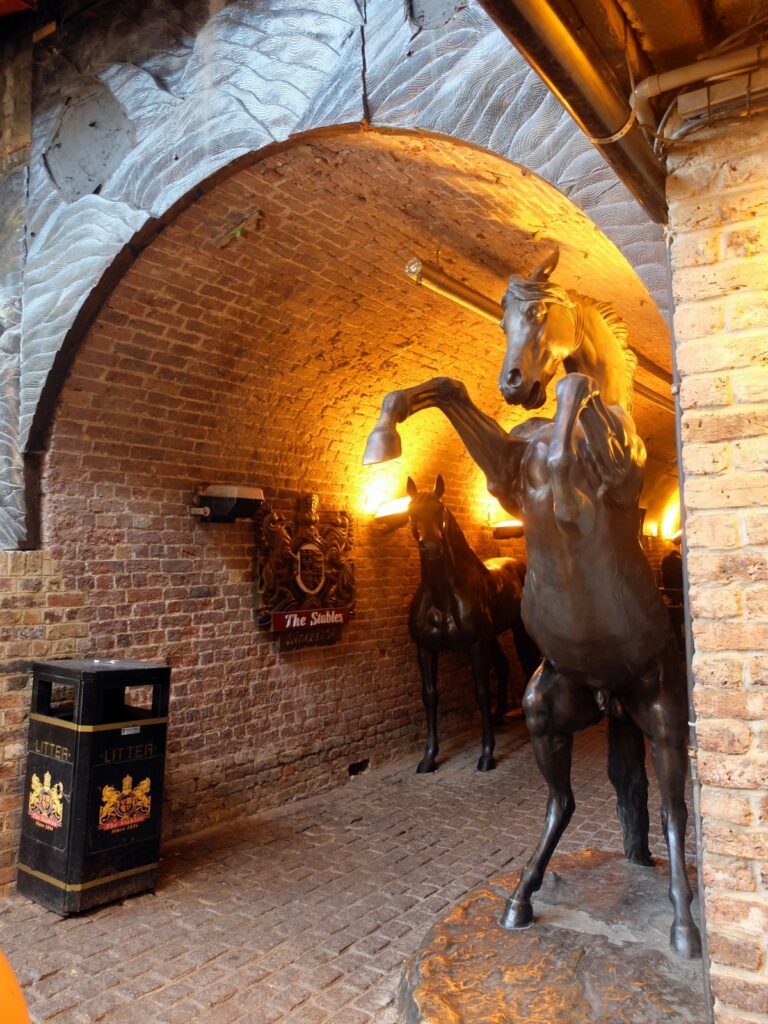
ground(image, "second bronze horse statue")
xmin=406 ymin=475 xmax=538 ymax=773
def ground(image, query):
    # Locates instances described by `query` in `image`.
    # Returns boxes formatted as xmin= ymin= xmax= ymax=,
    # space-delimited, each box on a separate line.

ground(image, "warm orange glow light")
xmin=645 ymin=520 xmax=659 ymax=538
xmin=492 ymin=517 xmax=525 ymax=539
xmin=477 ymin=491 xmax=509 ymax=527
xmin=660 ymin=494 xmax=681 ymax=540
xmin=361 ymin=464 xmax=406 ymax=516
xmin=373 ymin=496 xmax=411 ymax=519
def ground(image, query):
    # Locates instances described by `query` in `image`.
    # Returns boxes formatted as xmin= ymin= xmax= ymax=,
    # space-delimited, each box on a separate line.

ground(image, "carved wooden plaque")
xmin=254 ymin=494 xmax=354 ymax=650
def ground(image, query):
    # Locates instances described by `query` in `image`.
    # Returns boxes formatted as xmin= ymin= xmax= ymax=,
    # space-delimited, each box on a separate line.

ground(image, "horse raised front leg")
xmin=547 ymin=374 xmax=598 ymax=534
xmin=363 ymin=391 xmax=407 ymax=464
xmin=364 ymin=382 xmax=466 ymax=466
xmin=470 ymin=642 xmax=496 ymax=771
xmin=363 ymin=379 xmax=525 ymax=508
xmin=501 ymin=662 xmax=602 ymax=928
xmin=416 ymin=646 xmax=439 ymax=773
xmin=624 ymin=644 xmax=701 ymax=958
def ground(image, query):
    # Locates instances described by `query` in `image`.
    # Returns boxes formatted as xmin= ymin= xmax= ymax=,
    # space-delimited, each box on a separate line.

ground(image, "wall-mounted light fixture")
xmin=643 ymin=497 xmax=681 ymax=541
xmin=374 ymin=496 xmax=411 ymax=519
xmin=405 ymin=257 xmax=503 ymax=321
xmin=362 ymin=464 xmax=412 ymax=523
xmin=491 ymin=518 xmax=525 ymax=540
xmin=190 ymin=484 xmax=265 ymax=523
xmin=477 ymin=492 xmax=525 ymax=540
xmin=371 ymin=495 xmax=411 ymax=532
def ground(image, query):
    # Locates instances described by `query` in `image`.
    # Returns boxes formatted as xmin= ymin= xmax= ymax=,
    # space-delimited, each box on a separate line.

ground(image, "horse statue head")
xmin=406 ymin=475 xmax=447 ymax=560
xmin=498 ymin=246 xmax=580 ymax=410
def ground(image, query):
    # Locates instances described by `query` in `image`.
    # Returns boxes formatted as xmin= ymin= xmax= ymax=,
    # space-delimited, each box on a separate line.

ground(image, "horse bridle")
xmin=503 ymin=278 xmax=587 ymax=359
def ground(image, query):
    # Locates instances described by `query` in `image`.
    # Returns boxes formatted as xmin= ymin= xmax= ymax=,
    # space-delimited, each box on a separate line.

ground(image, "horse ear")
xmin=434 ymin=475 xmax=445 ymax=499
xmin=530 ymin=245 xmax=559 ymax=282
xmin=406 ymin=477 xmax=418 ymax=498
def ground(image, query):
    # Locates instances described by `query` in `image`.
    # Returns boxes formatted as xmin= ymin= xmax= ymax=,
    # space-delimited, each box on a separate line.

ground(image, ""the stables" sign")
xmin=255 ymin=494 xmax=355 ymax=651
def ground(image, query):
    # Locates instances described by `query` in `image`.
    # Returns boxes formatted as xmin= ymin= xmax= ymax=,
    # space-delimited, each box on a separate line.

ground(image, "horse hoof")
xmin=500 ymin=897 xmax=533 ymax=930
xmin=416 ymin=759 xmax=437 ymax=774
xmin=627 ymin=850 xmax=654 ymax=867
xmin=670 ymin=922 xmax=702 ymax=959
xmin=477 ymin=755 xmax=496 ymax=772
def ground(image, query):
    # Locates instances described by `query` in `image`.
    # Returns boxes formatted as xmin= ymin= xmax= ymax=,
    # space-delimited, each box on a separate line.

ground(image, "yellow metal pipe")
xmin=405 ymin=258 xmax=503 ymax=322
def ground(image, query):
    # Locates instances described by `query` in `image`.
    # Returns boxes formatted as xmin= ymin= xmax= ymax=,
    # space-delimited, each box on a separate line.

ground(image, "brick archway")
xmin=30 ymin=125 xmax=673 ymax=475
xmin=0 ymin=127 xmax=677 ymax=876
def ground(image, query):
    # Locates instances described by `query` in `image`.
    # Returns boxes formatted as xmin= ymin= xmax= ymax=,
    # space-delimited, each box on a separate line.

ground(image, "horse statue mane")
xmin=571 ymin=292 xmax=638 ymax=414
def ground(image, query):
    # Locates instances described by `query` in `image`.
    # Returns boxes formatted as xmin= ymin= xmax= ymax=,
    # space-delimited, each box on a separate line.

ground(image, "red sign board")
xmin=271 ymin=608 xmax=352 ymax=632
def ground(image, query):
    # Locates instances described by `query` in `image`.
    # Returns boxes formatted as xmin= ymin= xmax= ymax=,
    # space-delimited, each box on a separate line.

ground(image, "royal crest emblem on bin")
xmin=99 ymin=775 xmax=151 ymax=831
xmin=28 ymin=772 xmax=64 ymax=829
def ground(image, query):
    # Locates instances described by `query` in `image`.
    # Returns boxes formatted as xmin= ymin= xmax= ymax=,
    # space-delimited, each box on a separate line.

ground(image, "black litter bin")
xmin=17 ymin=659 xmax=171 ymax=915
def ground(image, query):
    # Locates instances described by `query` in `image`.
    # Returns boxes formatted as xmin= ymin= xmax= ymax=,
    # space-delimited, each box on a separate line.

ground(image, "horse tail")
xmin=607 ymin=712 xmax=652 ymax=865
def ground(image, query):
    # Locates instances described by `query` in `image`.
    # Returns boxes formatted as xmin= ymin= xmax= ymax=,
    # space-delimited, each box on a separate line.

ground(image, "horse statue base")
xmin=398 ymin=851 xmax=704 ymax=1024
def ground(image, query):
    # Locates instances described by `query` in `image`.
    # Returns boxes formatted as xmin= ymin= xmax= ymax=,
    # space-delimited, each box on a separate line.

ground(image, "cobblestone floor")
xmin=0 ymin=719 xmax=699 ymax=1024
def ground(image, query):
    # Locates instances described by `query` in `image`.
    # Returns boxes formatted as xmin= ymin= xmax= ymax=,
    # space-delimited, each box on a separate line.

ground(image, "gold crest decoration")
xmin=28 ymin=771 xmax=64 ymax=828
xmin=99 ymin=775 xmax=151 ymax=831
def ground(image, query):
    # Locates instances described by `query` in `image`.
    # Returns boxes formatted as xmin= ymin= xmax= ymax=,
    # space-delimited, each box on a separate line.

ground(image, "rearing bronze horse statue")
xmin=363 ymin=248 xmax=700 ymax=959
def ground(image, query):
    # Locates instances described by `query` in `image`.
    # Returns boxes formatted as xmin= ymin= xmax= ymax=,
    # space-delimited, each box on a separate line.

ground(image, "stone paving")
xmin=0 ymin=719 xmax=699 ymax=1024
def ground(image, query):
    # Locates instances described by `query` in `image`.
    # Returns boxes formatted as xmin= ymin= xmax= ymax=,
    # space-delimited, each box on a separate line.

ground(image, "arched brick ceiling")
xmin=48 ymin=130 xmax=677 ymax=517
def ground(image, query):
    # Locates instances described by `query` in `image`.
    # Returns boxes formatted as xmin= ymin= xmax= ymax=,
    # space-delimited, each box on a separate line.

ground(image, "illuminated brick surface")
xmin=668 ymin=111 xmax=768 ymax=1023
xmin=0 ymin=130 xmax=666 ymax=886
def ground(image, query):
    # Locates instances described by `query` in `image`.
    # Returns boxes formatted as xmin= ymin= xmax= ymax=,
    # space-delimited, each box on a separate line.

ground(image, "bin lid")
xmin=35 ymin=658 xmax=166 ymax=670
xmin=33 ymin=659 xmax=169 ymax=683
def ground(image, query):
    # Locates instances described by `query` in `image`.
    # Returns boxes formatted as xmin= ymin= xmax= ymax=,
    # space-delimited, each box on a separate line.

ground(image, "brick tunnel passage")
xmin=2 ymin=127 xmax=698 ymax=1020
xmin=0 ymin=722 xmax=697 ymax=1023
xmin=27 ymin=127 xmax=682 ymax=851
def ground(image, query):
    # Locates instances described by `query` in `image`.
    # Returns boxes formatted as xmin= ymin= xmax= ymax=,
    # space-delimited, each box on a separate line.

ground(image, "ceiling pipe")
xmin=632 ymin=41 xmax=768 ymax=131
xmin=405 ymin=258 xmax=503 ymax=321
xmin=633 ymin=380 xmax=674 ymax=413
xmin=405 ymin=258 xmax=674 ymax=412
xmin=477 ymin=0 xmax=667 ymax=223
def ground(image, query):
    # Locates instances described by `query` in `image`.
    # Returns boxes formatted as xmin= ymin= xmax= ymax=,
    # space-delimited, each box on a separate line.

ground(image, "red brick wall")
xmin=668 ymin=112 xmax=768 ymax=1023
xmin=0 ymin=127 xmax=674 ymax=889
xmin=2 ymin=132 xmax=552 ymax=885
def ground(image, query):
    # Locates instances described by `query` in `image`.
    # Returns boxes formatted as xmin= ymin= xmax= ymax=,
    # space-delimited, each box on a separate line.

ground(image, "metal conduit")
xmin=477 ymin=0 xmax=668 ymax=223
